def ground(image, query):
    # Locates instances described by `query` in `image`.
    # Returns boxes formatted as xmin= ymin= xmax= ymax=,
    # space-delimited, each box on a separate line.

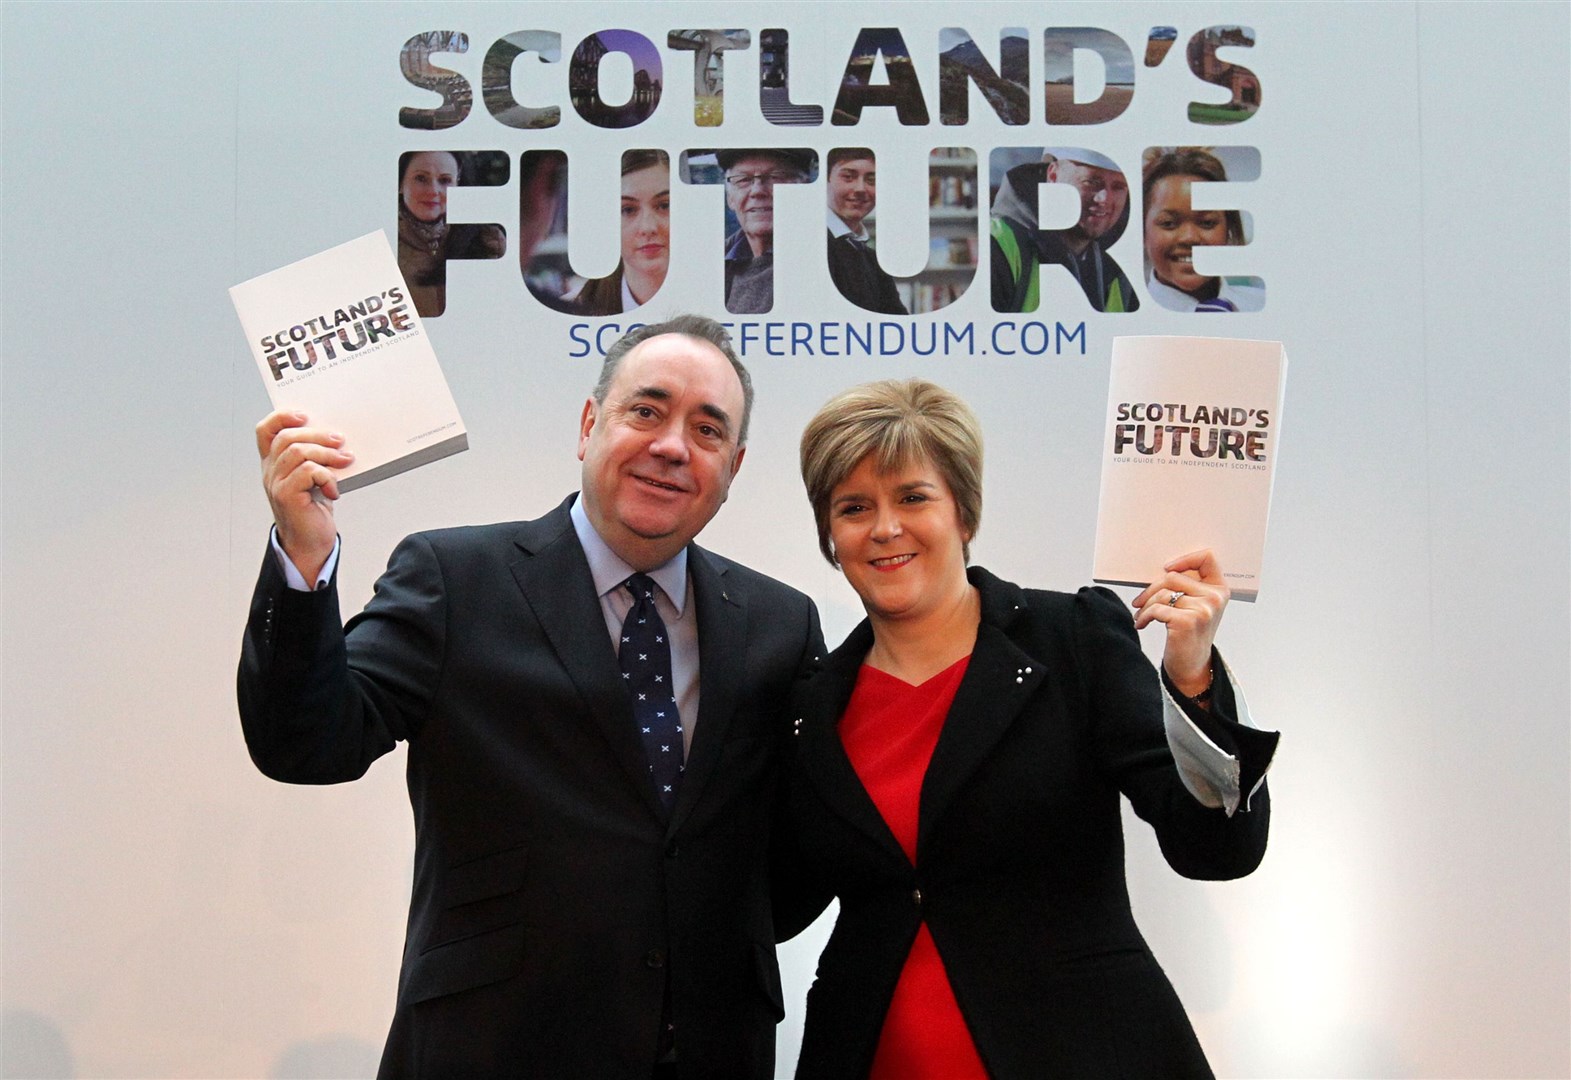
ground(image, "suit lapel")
xmin=508 ymin=501 xmax=666 ymax=823
xmin=796 ymin=621 xmax=910 ymax=864
xmin=669 ymin=546 xmax=742 ymax=832
xmin=917 ymin=569 xmax=1047 ymax=852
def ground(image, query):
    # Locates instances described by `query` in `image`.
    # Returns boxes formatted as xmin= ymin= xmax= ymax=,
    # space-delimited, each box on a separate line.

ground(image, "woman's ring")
xmin=1167 ymin=591 xmax=1182 ymax=606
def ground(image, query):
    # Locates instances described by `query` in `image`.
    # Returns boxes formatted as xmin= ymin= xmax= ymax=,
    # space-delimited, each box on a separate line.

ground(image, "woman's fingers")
xmin=1164 ymin=548 xmax=1223 ymax=586
xmin=1131 ymin=551 xmax=1230 ymax=692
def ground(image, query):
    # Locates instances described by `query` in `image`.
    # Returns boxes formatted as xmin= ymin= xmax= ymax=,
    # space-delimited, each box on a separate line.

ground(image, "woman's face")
xmin=401 ymin=152 xmax=459 ymax=223
xmin=828 ymin=454 xmax=971 ymax=625
xmin=620 ymin=162 xmax=671 ymax=287
xmin=1144 ymin=173 xmax=1230 ymax=296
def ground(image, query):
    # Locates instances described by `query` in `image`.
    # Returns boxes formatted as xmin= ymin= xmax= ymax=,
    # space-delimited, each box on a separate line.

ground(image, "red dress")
xmin=837 ymin=657 xmax=989 ymax=1080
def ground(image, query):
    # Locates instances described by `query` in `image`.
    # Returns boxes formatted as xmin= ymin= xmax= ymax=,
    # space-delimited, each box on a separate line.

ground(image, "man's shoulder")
xmin=723 ymin=228 xmax=751 ymax=261
xmin=403 ymin=499 xmax=576 ymax=557
xmin=692 ymin=544 xmax=811 ymax=606
xmin=407 ymin=521 xmax=521 ymax=549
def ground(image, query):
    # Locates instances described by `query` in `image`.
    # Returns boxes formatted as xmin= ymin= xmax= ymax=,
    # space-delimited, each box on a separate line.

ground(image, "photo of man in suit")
xmin=239 ymin=314 xmax=823 ymax=1079
xmin=824 ymin=147 xmax=907 ymax=314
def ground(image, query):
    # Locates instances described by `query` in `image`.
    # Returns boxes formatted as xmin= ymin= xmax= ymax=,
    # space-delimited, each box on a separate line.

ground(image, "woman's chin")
xmin=625 ymin=267 xmax=668 ymax=299
xmin=628 ymin=255 xmax=668 ymax=279
xmin=1156 ymin=270 xmax=1214 ymax=299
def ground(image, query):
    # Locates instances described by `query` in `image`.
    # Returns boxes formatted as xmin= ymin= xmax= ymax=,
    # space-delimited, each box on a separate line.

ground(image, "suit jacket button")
xmin=912 ymin=888 xmax=923 ymax=907
xmin=645 ymin=948 xmax=666 ymax=968
xmin=665 ymin=840 xmax=679 ymax=859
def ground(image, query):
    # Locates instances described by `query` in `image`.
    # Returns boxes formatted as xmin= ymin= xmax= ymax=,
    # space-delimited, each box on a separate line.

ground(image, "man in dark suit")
xmin=824 ymin=147 xmax=906 ymax=314
xmin=239 ymin=314 xmax=822 ymax=1079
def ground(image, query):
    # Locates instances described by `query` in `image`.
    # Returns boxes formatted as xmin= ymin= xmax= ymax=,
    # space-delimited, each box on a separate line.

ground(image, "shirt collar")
xmin=827 ymin=211 xmax=868 ymax=241
xmin=570 ymin=494 xmax=688 ymax=615
xmin=1144 ymin=274 xmax=1200 ymax=311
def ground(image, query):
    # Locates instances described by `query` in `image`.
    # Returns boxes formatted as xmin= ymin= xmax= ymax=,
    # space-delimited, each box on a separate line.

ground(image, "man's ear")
xmin=717 ymin=445 xmax=747 ymax=505
xmin=577 ymin=398 xmax=597 ymax=461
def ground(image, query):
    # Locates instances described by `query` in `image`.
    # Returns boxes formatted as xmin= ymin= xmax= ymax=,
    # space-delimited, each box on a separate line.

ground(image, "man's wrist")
xmin=270 ymin=527 xmax=340 ymax=591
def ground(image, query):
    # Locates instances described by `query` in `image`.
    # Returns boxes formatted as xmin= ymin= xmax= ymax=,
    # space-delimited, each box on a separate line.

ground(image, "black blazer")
xmin=239 ymin=496 xmax=822 ymax=1079
xmin=778 ymin=567 xmax=1272 ymax=1079
xmin=826 ymin=230 xmax=908 ymax=314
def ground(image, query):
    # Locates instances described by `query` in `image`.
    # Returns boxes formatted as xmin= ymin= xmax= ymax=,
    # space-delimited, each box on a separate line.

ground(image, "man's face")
xmin=828 ymin=157 xmax=877 ymax=231
xmin=1049 ymin=159 xmax=1129 ymax=242
xmin=724 ymin=154 xmax=798 ymax=251
xmin=578 ymin=334 xmax=748 ymax=570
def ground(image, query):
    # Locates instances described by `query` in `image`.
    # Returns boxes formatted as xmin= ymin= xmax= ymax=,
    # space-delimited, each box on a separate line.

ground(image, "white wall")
xmin=2 ymin=3 xmax=1566 ymax=1077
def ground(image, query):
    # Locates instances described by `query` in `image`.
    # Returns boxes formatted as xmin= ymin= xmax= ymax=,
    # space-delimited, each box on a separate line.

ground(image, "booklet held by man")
xmin=1092 ymin=336 xmax=1287 ymax=602
xmin=229 ymin=230 xmax=466 ymax=493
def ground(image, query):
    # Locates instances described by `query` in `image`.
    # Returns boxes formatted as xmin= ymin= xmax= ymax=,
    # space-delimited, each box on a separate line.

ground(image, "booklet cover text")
xmin=230 ymin=231 xmax=466 ymax=492
xmin=1093 ymin=336 xmax=1287 ymax=602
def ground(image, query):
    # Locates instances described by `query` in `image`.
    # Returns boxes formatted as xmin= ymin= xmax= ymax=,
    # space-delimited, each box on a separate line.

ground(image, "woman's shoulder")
xmin=970 ymin=565 xmax=1122 ymax=620
xmin=969 ymin=567 xmax=1137 ymax=662
xmin=448 ymin=222 xmax=506 ymax=258
xmin=569 ymin=272 xmax=625 ymax=317
xmin=1219 ymin=277 xmax=1266 ymax=311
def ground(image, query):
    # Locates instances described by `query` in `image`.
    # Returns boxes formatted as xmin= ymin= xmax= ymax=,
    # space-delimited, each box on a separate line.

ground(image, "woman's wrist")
xmin=1165 ymin=657 xmax=1216 ymax=709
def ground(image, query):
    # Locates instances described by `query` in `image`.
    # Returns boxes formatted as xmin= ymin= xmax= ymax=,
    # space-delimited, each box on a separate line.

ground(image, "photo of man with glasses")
xmin=717 ymin=148 xmax=814 ymax=313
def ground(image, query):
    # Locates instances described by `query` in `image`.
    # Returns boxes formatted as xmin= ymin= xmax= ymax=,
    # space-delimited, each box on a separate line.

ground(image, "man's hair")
xmin=799 ymin=378 xmax=983 ymax=566
xmin=593 ymin=315 xmax=756 ymax=445
xmin=827 ymin=147 xmax=876 ymax=173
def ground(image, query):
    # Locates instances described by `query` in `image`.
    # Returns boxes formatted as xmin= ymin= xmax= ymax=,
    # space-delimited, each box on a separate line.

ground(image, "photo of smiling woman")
xmin=777 ymin=379 xmax=1277 ymax=1079
xmin=568 ymin=150 xmax=670 ymax=316
xmin=396 ymin=150 xmax=506 ymax=317
xmin=1141 ymin=146 xmax=1264 ymax=312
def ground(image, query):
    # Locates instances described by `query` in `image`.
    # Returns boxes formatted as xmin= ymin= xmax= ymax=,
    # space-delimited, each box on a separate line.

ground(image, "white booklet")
xmin=229 ymin=230 xmax=466 ymax=492
xmin=1092 ymin=336 xmax=1287 ymax=602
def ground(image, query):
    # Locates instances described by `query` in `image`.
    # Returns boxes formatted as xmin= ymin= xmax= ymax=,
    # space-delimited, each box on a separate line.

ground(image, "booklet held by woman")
xmin=229 ymin=231 xmax=466 ymax=492
xmin=1093 ymin=336 xmax=1287 ymax=602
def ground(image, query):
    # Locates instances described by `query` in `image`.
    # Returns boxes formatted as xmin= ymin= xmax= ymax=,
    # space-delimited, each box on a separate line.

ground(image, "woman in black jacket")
xmin=778 ymin=379 xmax=1277 ymax=1079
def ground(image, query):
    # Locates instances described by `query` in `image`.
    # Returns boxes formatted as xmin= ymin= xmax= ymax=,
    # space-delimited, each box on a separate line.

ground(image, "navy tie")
xmin=618 ymin=573 xmax=684 ymax=811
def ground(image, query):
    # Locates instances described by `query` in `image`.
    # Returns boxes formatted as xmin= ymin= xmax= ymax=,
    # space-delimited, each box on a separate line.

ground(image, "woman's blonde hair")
xmin=800 ymin=379 xmax=983 ymax=566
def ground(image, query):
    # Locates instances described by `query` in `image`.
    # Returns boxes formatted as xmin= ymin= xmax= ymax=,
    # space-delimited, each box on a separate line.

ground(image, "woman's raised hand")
xmin=1131 ymin=549 xmax=1230 ymax=698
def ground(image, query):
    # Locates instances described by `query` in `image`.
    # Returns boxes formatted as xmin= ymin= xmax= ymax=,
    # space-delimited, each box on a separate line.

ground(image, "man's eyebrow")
xmin=623 ymin=388 xmax=733 ymax=435
xmin=699 ymin=403 xmax=733 ymax=434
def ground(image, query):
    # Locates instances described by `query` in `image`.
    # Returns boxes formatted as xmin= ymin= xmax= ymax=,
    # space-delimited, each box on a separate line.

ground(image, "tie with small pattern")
xmin=618 ymin=573 xmax=684 ymax=812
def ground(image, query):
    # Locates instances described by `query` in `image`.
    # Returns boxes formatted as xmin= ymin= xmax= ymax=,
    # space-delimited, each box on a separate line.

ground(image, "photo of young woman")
xmin=1141 ymin=146 xmax=1263 ymax=312
xmin=396 ymin=150 xmax=506 ymax=317
xmin=569 ymin=150 xmax=670 ymax=316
